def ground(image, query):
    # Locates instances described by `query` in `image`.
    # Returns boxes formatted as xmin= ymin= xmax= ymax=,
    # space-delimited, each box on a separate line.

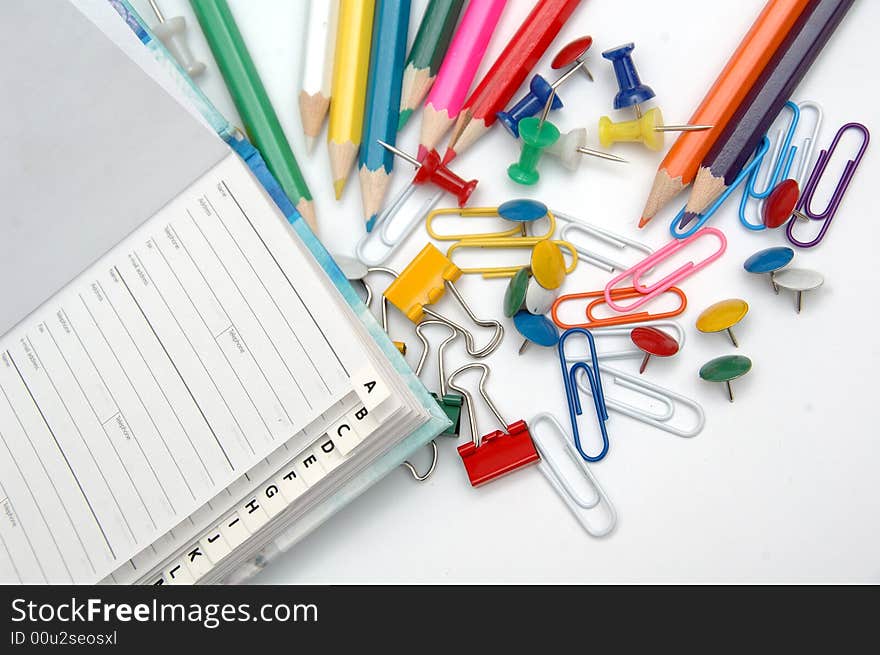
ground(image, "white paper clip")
xmin=579 ymin=321 xmax=686 ymax=362
xmin=356 ymin=185 xmax=445 ymax=266
xmin=575 ymin=362 xmax=704 ymax=438
xmin=530 ymin=412 xmax=617 ymax=538
xmin=553 ymin=209 xmax=653 ymax=273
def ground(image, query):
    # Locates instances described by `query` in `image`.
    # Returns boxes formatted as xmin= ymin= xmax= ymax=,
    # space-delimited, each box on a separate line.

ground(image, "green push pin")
xmin=507 ymin=116 xmax=560 ymax=185
xmin=699 ymin=355 xmax=752 ymax=403
xmin=503 ymin=267 xmax=531 ymax=317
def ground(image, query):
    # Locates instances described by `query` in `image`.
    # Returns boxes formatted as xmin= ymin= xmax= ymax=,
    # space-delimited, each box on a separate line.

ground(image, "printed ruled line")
xmin=43 ymin=322 xmax=157 ymax=531
xmin=0 ymin=467 xmax=56 ymax=583
xmin=0 ymin=526 xmax=22 ymax=584
xmin=6 ymin=351 xmax=114 ymax=559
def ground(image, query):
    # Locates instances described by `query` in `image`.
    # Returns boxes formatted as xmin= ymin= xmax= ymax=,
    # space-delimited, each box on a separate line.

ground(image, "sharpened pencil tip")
xmin=305 ymin=135 xmax=316 ymax=154
xmin=442 ymin=148 xmax=456 ymax=165
xmin=333 ymin=179 xmax=346 ymax=200
xmin=678 ymin=211 xmax=699 ymax=230
xmin=416 ymin=144 xmax=428 ymax=162
xmin=365 ymin=214 xmax=378 ymax=232
xmin=398 ymin=109 xmax=412 ymax=130
xmin=638 ymin=216 xmax=651 ymax=229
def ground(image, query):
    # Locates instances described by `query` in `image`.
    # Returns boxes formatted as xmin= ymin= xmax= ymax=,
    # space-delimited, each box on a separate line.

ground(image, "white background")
xmin=131 ymin=0 xmax=879 ymax=582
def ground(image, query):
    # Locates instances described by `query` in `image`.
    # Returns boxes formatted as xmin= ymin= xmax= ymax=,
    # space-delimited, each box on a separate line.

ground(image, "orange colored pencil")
xmin=639 ymin=0 xmax=814 ymax=228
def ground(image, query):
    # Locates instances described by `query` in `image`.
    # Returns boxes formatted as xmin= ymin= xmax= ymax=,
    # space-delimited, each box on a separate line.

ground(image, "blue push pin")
xmin=497 ymin=36 xmax=594 ymax=138
xmin=514 ymin=311 xmax=559 ymax=355
xmin=743 ymin=246 xmax=795 ymax=294
xmin=602 ymin=42 xmax=655 ymax=115
xmin=498 ymin=198 xmax=548 ymax=236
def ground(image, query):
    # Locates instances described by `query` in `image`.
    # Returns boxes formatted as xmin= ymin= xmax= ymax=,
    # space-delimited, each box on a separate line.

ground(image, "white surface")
xmin=133 ymin=0 xmax=880 ymax=582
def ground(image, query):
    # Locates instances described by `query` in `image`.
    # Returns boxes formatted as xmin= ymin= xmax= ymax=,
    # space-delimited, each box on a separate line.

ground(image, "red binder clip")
xmin=447 ymin=363 xmax=540 ymax=487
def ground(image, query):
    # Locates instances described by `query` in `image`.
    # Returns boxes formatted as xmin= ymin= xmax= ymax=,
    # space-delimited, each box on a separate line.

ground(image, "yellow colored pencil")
xmin=328 ymin=0 xmax=375 ymax=200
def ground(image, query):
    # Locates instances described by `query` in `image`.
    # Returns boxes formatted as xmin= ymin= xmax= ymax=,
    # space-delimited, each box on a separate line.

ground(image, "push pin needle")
xmin=378 ymin=140 xmax=478 ymax=207
xmin=377 ymin=140 xmax=420 ymax=168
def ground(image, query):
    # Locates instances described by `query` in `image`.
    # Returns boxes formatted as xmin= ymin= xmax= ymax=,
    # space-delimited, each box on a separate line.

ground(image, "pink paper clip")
xmin=604 ymin=228 xmax=727 ymax=313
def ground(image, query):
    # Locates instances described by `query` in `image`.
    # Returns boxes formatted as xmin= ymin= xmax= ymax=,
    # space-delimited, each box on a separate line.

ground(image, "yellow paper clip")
xmin=446 ymin=238 xmax=579 ymax=279
xmin=384 ymin=244 xmax=503 ymax=357
xmin=426 ymin=199 xmax=556 ymax=242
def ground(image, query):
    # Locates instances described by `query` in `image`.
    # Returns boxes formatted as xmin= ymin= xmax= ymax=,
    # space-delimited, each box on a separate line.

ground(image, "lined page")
xmin=0 ymin=153 xmax=382 ymax=583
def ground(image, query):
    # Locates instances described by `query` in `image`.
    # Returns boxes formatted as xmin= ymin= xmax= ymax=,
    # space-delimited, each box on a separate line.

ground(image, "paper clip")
xmin=426 ymin=200 xmax=555 ymax=242
xmin=384 ymin=244 xmax=503 ymax=357
xmin=575 ymin=362 xmax=704 ymax=438
xmin=739 ymin=101 xmax=824 ymax=231
xmin=786 ymin=122 xmax=870 ymax=248
xmin=552 ymin=287 xmax=687 ymax=330
xmin=355 ymin=266 xmax=408 ymax=355
xmin=605 ymin=228 xmax=725 ymax=313
xmin=446 ymin=238 xmax=578 ymax=279
xmin=669 ymin=137 xmax=771 ymax=239
xmin=355 ymin=185 xmax=445 ymax=266
xmin=578 ymin=321 xmax=686 ymax=362
xmin=553 ymin=209 xmax=653 ymax=273
xmin=530 ymin=412 xmax=617 ymax=538
xmin=558 ymin=329 xmax=609 ymax=462
xmin=448 ymin=363 xmax=540 ymax=487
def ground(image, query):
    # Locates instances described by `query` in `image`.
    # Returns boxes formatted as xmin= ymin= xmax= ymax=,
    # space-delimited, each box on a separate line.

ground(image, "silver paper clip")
xmin=554 ymin=209 xmax=653 ymax=273
xmin=356 ymin=185 xmax=445 ymax=266
xmin=575 ymin=362 xmax=704 ymax=438
xmin=530 ymin=412 xmax=617 ymax=538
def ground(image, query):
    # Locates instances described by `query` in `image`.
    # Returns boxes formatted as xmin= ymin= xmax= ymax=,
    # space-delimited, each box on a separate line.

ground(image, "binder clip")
xmin=552 ymin=286 xmax=687 ymax=330
xmin=558 ymin=328 xmax=610 ymax=462
xmin=448 ymin=363 xmax=540 ymax=487
xmin=446 ymin=237 xmax=578 ymax=280
xmin=413 ymin=321 xmax=463 ymax=436
xmin=384 ymin=244 xmax=503 ymax=357
xmin=738 ymin=101 xmax=822 ymax=231
xmin=786 ymin=122 xmax=870 ymax=248
xmin=554 ymin=209 xmax=653 ymax=273
xmin=604 ymin=228 xmax=726 ymax=313
xmin=530 ymin=412 xmax=617 ymax=538
xmin=356 ymin=266 xmax=408 ymax=355
xmin=426 ymin=199 xmax=555 ymax=242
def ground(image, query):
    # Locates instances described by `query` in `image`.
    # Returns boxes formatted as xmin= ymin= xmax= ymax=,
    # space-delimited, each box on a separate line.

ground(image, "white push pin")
xmin=546 ymin=128 xmax=588 ymax=171
xmin=149 ymin=0 xmax=206 ymax=78
xmin=772 ymin=268 xmax=824 ymax=314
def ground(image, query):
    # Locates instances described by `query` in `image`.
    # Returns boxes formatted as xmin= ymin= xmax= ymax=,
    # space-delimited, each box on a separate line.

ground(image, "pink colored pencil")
xmin=416 ymin=0 xmax=506 ymax=159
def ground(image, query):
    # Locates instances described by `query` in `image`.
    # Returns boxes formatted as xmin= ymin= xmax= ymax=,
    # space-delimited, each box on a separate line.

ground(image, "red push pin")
xmin=630 ymin=326 xmax=680 ymax=374
xmin=551 ymin=35 xmax=595 ymax=83
xmin=377 ymin=140 xmax=477 ymax=207
xmin=762 ymin=179 xmax=810 ymax=229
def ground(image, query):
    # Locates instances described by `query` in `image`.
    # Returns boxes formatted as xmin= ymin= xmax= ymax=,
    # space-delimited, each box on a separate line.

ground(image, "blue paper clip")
xmin=737 ymin=101 xmax=800 ymax=231
xmin=669 ymin=136 xmax=771 ymax=239
xmin=557 ymin=328 xmax=610 ymax=462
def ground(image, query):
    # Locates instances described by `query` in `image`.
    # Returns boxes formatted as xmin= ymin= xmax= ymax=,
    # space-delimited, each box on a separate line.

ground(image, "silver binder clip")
xmin=553 ymin=209 xmax=653 ymax=273
xmin=575 ymin=362 xmax=705 ymax=438
xmin=530 ymin=412 xmax=617 ymax=538
xmin=356 ymin=185 xmax=445 ymax=266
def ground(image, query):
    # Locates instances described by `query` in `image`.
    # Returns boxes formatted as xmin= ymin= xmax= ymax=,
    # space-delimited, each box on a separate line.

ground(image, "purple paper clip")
xmin=604 ymin=228 xmax=727 ymax=313
xmin=787 ymin=122 xmax=869 ymax=248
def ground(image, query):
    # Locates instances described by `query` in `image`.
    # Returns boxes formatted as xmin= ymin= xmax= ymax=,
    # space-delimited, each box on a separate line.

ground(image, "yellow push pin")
xmin=695 ymin=298 xmax=749 ymax=347
xmin=598 ymin=107 xmax=712 ymax=151
xmin=530 ymin=240 xmax=567 ymax=290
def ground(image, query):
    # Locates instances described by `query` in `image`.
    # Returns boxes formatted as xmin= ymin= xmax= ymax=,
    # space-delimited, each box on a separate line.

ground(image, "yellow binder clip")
xmin=426 ymin=199 xmax=556 ymax=242
xmin=384 ymin=244 xmax=503 ymax=357
xmin=446 ymin=237 xmax=578 ymax=279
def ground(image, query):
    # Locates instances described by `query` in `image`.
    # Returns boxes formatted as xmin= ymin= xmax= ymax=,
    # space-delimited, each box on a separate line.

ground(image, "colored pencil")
xmin=359 ymin=0 xmax=411 ymax=228
xmin=682 ymin=0 xmax=852 ymax=224
xmin=190 ymin=0 xmax=316 ymax=230
xmin=638 ymin=0 xmax=814 ymax=228
xmin=299 ymin=0 xmax=339 ymax=154
xmin=328 ymin=0 xmax=375 ymax=200
xmin=398 ymin=0 xmax=465 ymax=130
xmin=417 ymin=0 xmax=506 ymax=160
xmin=444 ymin=0 xmax=582 ymax=163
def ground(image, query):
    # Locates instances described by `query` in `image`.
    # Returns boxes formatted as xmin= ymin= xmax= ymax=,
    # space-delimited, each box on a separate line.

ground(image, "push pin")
xmin=525 ymin=276 xmax=559 ymax=315
xmin=498 ymin=198 xmax=548 ymax=237
xmin=546 ymin=128 xmax=588 ymax=170
xmin=772 ymin=268 xmax=824 ymax=313
xmin=378 ymin=140 xmax=477 ymax=207
xmin=448 ymin=363 xmax=540 ymax=487
xmin=531 ymin=240 xmax=567 ymax=290
xmin=503 ymin=267 xmax=530 ymax=317
xmin=762 ymin=179 xmax=810 ymax=228
xmin=514 ymin=311 xmax=559 ymax=355
xmin=497 ymin=36 xmax=594 ymax=138
xmin=696 ymin=299 xmax=749 ymax=347
xmin=148 ymin=0 xmax=206 ymax=77
xmin=743 ymin=247 xmax=795 ymax=293
xmin=602 ymin=43 xmax=654 ymax=116
xmin=598 ymin=107 xmax=712 ymax=151
xmin=699 ymin=355 xmax=752 ymax=403
xmin=630 ymin=327 xmax=680 ymax=374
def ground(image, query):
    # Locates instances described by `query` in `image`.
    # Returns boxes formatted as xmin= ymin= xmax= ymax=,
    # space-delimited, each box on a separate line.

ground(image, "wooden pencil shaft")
xmin=301 ymin=0 xmax=338 ymax=97
xmin=328 ymin=0 xmax=375 ymax=146
xmin=190 ymin=0 xmax=312 ymax=204
xmin=405 ymin=0 xmax=464 ymax=75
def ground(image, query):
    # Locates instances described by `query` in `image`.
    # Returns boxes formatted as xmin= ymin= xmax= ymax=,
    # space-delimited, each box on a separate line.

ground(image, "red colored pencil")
xmin=443 ymin=0 xmax=582 ymax=162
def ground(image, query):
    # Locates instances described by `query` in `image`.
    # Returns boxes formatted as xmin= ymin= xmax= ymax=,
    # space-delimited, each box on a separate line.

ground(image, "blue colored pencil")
xmin=358 ymin=0 xmax=411 ymax=230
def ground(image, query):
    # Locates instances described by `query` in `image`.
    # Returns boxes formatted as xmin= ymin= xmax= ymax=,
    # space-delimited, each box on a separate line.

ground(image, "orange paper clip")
xmin=551 ymin=287 xmax=687 ymax=330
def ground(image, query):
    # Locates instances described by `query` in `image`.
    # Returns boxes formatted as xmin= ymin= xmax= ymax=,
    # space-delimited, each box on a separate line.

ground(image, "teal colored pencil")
xmin=358 ymin=0 xmax=411 ymax=229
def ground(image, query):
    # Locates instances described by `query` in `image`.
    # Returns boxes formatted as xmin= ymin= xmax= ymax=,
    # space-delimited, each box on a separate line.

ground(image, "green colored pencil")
xmin=190 ymin=0 xmax=316 ymax=230
xmin=397 ymin=0 xmax=465 ymax=130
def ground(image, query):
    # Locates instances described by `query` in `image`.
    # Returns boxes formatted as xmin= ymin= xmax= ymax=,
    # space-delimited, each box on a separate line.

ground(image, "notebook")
xmin=0 ymin=0 xmax=448 ymax=585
